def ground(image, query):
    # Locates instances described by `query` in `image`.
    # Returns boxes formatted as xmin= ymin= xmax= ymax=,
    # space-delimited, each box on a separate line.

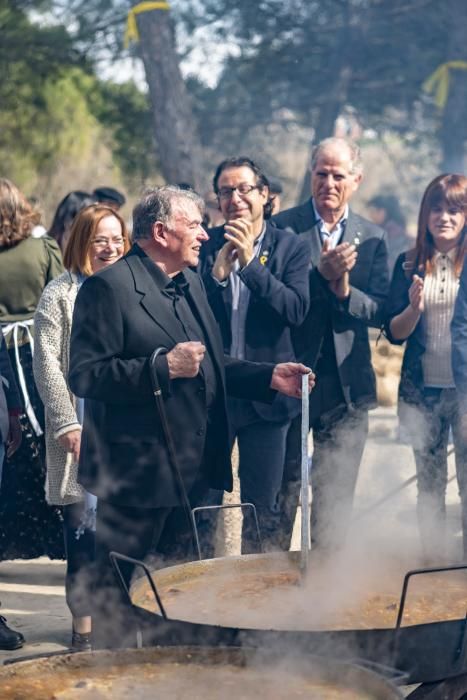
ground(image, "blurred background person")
xmin=385 ymin=174 xmax=467 ymax=561
xmin=34 ymin=204 xmax=130 ymax=651
xmin=48 ymin=190 xmax=95 ymax=253
xmin=177 ymin=182 xmax=214 ymax=230
xmin=28 ymin=195 xmax=47 ymax=238
xmin=204 ymin=189 xmax=225 ymax=229
xmin=368 ymin=193 xmax=411 ymax=275
xmin=269 ymin=179 xmax=283 ymax=215
xmin=92 ymin=186 xmax=126 ymax=212
xmin=0 ymin=178 xmax=64 ymax=560
xmin=0 ymin=328 xmax=23 ymax=650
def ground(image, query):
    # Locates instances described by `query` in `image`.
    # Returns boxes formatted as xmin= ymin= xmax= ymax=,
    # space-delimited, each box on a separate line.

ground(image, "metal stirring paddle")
xmin=300 ymin=372 xmax=310 ymax=576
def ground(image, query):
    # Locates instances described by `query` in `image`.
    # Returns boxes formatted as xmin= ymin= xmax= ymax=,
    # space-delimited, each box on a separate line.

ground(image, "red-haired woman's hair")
xmin=415 ymin=174 xmax=467 ymax=277
xmin=63 ymin=204 xmax=130 ymax=276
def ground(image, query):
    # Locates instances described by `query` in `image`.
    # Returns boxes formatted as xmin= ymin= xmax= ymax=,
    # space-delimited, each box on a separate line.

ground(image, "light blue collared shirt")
xmin=312 ymin=201 xmax=348 ymax=249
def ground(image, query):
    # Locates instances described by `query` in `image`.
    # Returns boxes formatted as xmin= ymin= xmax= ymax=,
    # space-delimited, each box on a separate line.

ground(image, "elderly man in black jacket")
xmin=200 ymin=157 xmax=310 ymax=552
xmin=273 ymin=137 xmax=389 ymax=551
xmin=69 ymin=185 xmax=313 ymax=647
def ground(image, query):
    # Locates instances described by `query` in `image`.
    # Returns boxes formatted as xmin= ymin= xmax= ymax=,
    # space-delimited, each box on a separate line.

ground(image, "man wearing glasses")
xmin=200 ymin=157 xmax=311 ymax=553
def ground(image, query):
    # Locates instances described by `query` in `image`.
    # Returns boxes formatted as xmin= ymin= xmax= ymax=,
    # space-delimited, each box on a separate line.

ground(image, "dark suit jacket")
xmin=272 ymin=198 xmax=389 ymax=411
xmin=200 ymin=221 xmax=310 ymax=422
xmin=452 ymin=258 xmax=467 ymax=414
xmin=383 ymin=250 xmax=426 ymax=408
xmin=68 ymin=244 xmax=275 ymax=509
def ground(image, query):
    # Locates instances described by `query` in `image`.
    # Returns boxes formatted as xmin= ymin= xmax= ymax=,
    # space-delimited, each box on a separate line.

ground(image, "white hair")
xmin=311 ymin=137 xmax=363 ymax=175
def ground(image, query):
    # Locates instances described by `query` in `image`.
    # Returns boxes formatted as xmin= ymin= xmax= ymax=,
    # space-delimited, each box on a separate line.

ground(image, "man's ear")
xmin=152 ymin=221 xmax=168 ymax=247
xmin=353 ymin=173 xmax=363 ymax=192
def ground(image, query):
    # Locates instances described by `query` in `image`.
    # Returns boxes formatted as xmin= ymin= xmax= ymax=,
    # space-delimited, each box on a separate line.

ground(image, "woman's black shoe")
xmin=71 ymin=631 xmax=92 ymax=652
xmin=0 ymin=615 xmax=25 ymax=650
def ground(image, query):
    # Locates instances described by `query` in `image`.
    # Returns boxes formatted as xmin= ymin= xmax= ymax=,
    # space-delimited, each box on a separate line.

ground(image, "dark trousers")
xmin=411 ymin=388 xmax=467 ymax=558
xmin=62 ymin=502 xmax=95 ymax=620
xmin=227 ymin=398 xmax=291 ymax=554
xmin=311 ymin=404 xmax=368 ymax=550
xmin=280 ymin=372 xmax=368 ymax=551
xmin=155 ymin=476 xmax=218 ymax=562
xmin=92 ymin=500 xmax=172 ymax=649
xmin=92 ymin=477 xmax=211 ymax=648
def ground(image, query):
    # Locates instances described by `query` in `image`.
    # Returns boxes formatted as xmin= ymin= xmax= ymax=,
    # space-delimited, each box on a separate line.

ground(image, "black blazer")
xmin=384 ymin=250 xmax=427 ymax=407
xmin=452 ymin=258 xmax=467 ymax=414
xmin=272 ymin=198 xmax=389 ymax=411
xmin=68 ymin=244 xmax=275 ymax=508
xmin=200 ymin=221 xmax=310 ymax=422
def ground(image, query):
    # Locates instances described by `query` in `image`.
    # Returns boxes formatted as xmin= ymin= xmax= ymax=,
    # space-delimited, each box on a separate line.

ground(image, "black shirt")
xmin=137 ymin=245 xmax=218 ymax=410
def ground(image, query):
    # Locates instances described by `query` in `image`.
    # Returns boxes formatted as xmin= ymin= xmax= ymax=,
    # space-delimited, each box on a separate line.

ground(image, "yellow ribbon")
xmin=423 ymin=60 xmax=467 ymax=109
xmin=124 ymin=1 xmax=170 ymax=47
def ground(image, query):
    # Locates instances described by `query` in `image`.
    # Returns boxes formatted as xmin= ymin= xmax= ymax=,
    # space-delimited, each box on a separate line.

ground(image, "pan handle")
xmin=191 ymin=502 xmax=263 ymax=559
xmin=395 ymin=563 xmax=467 ymax=630
xmin=109 ymin=551 xmax=168 ymax=620
xmin=349 ymin=658 xmax=408 ymax=685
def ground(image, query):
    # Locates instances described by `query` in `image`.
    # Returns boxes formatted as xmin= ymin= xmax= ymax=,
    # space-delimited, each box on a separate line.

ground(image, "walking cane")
xmin=149 ymin=347 xmax=199 ymax=557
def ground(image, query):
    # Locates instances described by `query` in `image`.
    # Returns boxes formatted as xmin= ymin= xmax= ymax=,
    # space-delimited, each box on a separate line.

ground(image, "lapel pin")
xmin=353 ymin=232 xmax=361 ymax=247
xmin=259 ymin=250 xmax=269 ymax=266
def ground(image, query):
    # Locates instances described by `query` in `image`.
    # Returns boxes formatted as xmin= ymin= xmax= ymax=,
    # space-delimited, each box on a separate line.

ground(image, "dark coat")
xmin=0 ymin=331 xmax=22 ymax=443
xmin=68 ymin=244 xmax=275 ymax=509
xmin=199 ymin=221 xmax=310 ymax=422
xmin=272 ymin=198 xmax=389 ymax=411
xmin=452 ymin=258 xmax=467 ymax=414
xmin=383 ymin=250 xmax=426 ymax=408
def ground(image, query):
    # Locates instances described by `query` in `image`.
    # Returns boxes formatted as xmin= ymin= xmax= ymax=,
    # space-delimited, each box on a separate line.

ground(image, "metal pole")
xmin=300 ymin=373 xmax=310 ymax=575
xmin=354 ymin=447 xmax=456 ymax=523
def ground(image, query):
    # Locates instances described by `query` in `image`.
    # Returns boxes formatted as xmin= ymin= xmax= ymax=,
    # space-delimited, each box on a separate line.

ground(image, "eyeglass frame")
xmin=91 ymin=236 xmax=125 ymax=248
xmin=216 ymin=183 xmax=263 ymax=200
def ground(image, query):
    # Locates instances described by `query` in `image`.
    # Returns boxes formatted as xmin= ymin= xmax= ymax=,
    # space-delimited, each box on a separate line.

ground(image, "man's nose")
xmin=199 ymin=226 xmax=209 ymax=241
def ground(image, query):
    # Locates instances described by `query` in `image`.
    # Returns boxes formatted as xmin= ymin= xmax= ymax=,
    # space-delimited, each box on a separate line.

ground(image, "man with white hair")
xmin=273 ymin=137 xmax=389 ymax=551
xmin=69 ymin=185 xmax=313 ymax=647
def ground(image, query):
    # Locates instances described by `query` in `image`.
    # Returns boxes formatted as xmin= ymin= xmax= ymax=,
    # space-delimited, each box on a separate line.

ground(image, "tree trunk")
xmin=296 ymin=1 xmax=354 ymax=204
xmin=439 ymin=0 xmax=467 ymax=173
xmin=297 ymin=69 xmax=352 ymax=204
xmin=136 ymin=5 xmax=205 ymax=190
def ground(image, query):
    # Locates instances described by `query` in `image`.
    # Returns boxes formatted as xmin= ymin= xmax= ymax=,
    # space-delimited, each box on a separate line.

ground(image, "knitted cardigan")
xmin=33 ymin=271 xmax=84 ymax=505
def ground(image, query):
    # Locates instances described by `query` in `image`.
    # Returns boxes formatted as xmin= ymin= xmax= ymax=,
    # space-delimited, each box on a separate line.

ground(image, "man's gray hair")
xmin=311 ymin=137 xmax=363 ymax=175
xmin=132 ymin=185 xmax=205 ymax=241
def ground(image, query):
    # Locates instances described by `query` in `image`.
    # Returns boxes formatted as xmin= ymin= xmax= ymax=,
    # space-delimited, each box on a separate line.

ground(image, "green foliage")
xmin=85 ymin=79 xmax=158 ymax=185
xmin=182 ymin=0 xmax=451 ymax=140
xmin=0 ymin=0 xmax=158 ymax=204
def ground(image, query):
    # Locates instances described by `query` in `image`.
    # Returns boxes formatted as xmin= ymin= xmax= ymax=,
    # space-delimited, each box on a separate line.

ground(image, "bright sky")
xmin=29 ymin=5 xmax=237 ymax=90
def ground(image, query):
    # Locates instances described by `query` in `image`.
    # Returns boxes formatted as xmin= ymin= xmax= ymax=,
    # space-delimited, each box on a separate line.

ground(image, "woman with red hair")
xmin=385 ymin=174 xmax=467 ymax=561
xmin=34 ymin=204 xmax=130 ymax=651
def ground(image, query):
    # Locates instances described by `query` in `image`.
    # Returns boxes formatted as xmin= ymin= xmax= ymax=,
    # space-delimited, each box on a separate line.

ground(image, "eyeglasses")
xmin=217 ymin=184 xmax=260 ymax=200
xmin=92 ymin=237 xmax=125 ymax=248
